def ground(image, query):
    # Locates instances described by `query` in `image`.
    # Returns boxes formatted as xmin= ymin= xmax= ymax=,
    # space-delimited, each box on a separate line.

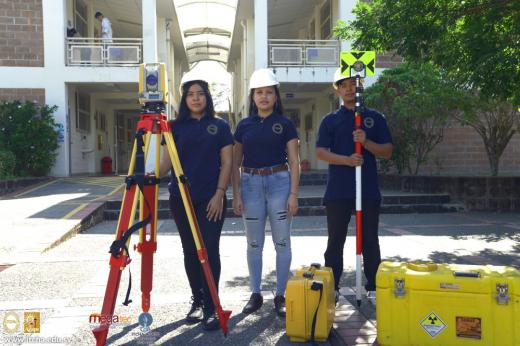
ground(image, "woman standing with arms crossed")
xmin=232 ymin=68 xmax=300 ymax=317
xmin=159 ymin=73 xmax=233 ymax=330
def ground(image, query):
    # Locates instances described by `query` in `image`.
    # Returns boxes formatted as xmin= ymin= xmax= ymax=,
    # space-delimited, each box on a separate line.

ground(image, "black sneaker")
xmin=202 ymin=311 xmax=220 ymax=331
xmin=335 ymin=290 xmax=340 ymax=305
xmin=242 ymin=293 xmax=263 ymax=314
xmin=186 ymin=296 xmax=203 ymax=324
xmin=274 ymin=295 xmax=286 ymax=317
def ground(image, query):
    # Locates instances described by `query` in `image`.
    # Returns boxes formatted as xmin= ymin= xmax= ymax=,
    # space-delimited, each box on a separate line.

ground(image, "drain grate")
xmin=0 ymin=264 xmax=13 ymax=273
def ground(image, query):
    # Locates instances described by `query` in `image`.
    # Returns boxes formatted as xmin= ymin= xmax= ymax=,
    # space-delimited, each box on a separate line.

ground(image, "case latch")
xmin=496 ymin=283 xmax=509 ymax=305
xmin=394 ymin=278 xmax=405 ymax=297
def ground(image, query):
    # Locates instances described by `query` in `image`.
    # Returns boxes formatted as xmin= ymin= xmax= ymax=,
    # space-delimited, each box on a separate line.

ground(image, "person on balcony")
xmin=231 ymin=68 xmax=300 ymax=317
xmin=315 ymin=68 xmax=393 ymax=305
xmin=95 ymin=11 xmax=112 ymax=41
xmin=159 ymin=73 xmax=233 ymax=330
xmin=66 ymin=20 xmax=77 ymax=37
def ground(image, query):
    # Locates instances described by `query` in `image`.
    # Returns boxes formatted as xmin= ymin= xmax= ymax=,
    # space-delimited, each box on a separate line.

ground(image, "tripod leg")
xmin=92 ymin=182 xmax=139 ymax=345
xmin=137 ymin=132 xmax=159 ymax=312
xmin=162 ymin=128 xmax=231 ymax=336
xmin=93 ymin=140 xmax=140 ymax=346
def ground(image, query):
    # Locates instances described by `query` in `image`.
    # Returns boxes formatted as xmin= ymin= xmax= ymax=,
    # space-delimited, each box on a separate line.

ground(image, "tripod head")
xmin=139 ymin=63 xmax=169 ymax=113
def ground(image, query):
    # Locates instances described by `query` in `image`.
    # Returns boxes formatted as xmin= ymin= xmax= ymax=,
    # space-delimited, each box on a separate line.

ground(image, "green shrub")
xmin=0 ymin=149 xmax=16 ymax=178
xmin=0 ymin=101 xmax=59 ymax=176
xmin=364 ymin=63 xmax=462 ymax=175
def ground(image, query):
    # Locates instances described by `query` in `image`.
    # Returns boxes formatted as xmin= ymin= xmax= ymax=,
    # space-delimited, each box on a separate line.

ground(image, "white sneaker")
xmin=366 ymin=290 xmax=376 ymax=306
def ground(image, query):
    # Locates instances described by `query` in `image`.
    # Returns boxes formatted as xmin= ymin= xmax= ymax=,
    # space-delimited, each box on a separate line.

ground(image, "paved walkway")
xmin=0 ymin=177 xmax=519 ymax=345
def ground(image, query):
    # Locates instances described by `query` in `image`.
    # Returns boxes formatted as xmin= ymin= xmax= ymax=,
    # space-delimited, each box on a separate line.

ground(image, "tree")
xmin=335 ymin=0 xmax=520 ymax=175
xmin=456 ymin=96 xmax=520 ymax=176
xmin=334 ymin=0 xmax=520 ymax=104
xmin=364 ymin=63 xmax=462 ymax=174
xmin=0 ymin=101 xmax=59 ymax=176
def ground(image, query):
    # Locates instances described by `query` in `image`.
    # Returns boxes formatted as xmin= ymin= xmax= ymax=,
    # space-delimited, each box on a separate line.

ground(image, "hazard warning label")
xmin=420 ymin=312 xmax=447 ymax=338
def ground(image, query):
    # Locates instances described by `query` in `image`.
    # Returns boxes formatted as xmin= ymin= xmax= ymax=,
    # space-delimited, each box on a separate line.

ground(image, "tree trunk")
xmin=487 ymin=151 xmax=500 ymax=176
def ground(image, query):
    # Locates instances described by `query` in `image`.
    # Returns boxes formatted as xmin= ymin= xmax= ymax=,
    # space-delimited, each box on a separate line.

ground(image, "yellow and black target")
xmin=340 ymin=51 xmax=376 ymax=77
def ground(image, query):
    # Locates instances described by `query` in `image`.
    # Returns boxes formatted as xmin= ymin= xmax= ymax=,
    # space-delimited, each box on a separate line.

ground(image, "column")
xmin=338 ymin=0 xmax=356 ymax=51
xmin=142 ymin=0 xmax=158 ymax=62
xmin=254 ymin=0 xmax=268 ymax=69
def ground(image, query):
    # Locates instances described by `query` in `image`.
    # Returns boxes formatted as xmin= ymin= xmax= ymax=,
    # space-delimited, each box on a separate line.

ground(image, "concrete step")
xmin=103 ymin=194 xmax=464 ymax=220
xmin=104 ymin=193 xmax=451 ymax=210
xmin=158 ymin=171 xmax=328 ymax=187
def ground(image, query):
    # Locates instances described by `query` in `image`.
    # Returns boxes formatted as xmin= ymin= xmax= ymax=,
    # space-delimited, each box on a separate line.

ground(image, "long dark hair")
xmin=248 ymin=85 xmax=284 ymax=116
xmin=176 ymin=80 xmax=215 ymax=122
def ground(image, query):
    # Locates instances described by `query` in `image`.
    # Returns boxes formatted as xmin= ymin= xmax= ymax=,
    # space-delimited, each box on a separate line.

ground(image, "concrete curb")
xmin=42 ymin=201 xmax=106 ymax=252
xmin=0 ymin=177 xmax=55 ymax=197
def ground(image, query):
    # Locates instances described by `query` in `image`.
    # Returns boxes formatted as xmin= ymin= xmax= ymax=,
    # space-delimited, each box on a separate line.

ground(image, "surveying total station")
xmin=92 ymin=63 xmax=231 ymax=346
xmin=339 ymin=51 xmax=376 ymax=307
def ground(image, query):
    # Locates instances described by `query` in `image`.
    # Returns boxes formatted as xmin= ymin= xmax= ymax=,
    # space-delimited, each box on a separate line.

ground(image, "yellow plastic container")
xmin=295 ymin=264 xmax=335 ymax=334
xmin=286 ymin=264 xmax=335 ymax=342
xmin=376 ymin=261 xmax=520 ymax=346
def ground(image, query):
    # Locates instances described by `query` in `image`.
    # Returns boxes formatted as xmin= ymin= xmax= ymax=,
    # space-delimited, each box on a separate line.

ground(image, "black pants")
xmin=170 ymin=196 xmax=227 ymax=313
xmin=324 ymin=199 xmax=381 ymax=291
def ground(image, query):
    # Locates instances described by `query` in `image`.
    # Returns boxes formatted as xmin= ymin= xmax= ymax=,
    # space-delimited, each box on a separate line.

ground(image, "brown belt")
xmin=242 ymin=163 xmax=288 ymax=176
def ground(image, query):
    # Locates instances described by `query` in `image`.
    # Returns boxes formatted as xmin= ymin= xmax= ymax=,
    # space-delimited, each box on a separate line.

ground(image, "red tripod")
xmin=92 ymin=106 xmax=231 ymax=345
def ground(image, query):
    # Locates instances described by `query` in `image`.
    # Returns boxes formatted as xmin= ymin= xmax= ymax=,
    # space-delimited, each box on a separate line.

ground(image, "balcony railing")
xmin=268 ymin=39 xmax=339 ymax=67
xmin=66 ymin=38 xmax=143 ymax=66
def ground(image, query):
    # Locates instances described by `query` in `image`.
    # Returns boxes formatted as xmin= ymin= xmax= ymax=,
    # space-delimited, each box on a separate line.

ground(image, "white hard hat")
xmin=333 ymin=67 xmax=353 ymax=88
xmin=249 ymin=68 xmax=279 ymax=90
xmin=179 ymin=71 xmax=207 ymax=92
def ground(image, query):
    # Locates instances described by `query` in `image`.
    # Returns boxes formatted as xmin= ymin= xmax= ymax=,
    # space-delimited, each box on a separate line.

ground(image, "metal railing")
xmin=66 ymin=38 xmax=143 ymax=66
xmin=268 ymin=39 xmax=339 ymax=67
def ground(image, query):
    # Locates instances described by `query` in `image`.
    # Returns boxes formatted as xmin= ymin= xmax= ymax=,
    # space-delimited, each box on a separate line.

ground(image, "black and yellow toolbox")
xmin=376 ymin=261 xmax=520 ymax=346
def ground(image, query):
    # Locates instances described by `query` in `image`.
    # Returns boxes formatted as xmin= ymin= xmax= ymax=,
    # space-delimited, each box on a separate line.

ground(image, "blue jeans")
xmin=241 ymin=169 xmax=292 ymax=296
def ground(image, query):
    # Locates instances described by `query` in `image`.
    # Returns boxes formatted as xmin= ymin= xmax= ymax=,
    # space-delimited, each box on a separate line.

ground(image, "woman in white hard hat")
xmin=159 ymin=73 xmax=233 ymax=330
xmin=231 ymin=68 xmax=300 ymax=317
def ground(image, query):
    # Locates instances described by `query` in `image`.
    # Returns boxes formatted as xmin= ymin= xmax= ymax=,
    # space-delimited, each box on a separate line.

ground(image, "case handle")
xmin=303 ymin=271 xmax=314 ymax=279
xmin=407 ymin=262 xmax=438 ymax=272
xmin=453 ymin=271 xmax=481 ymax=278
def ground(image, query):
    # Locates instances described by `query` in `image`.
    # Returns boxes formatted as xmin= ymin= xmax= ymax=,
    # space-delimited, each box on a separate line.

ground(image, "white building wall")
xmin=253 ymin=0 xmax=268 ymax=69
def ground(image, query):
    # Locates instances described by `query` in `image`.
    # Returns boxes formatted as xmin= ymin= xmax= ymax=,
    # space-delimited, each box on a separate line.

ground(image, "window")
xmin=95 ymin=111 xmax=107 ymax=131
xmin=74 ymin=0 xmax=88 ymax=37
xmin=320 ymin=0 xmax=331 ymax=39
xmin=76 ymin=92 xmax=90 ymax=132
xmin=286 ymin=109 xmax=300 ymax=134
xmin=309 ymin=19 xmax=315 ymax=40
xmin=100 ymin=112 xmax=106 ymax=132
xmin=126 ymin=118 xmax=134 ymax=143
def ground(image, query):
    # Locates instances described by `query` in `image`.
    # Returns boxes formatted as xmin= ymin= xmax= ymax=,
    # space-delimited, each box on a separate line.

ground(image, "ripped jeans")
xmin=241 ymin=169 xmax=292 ymax=296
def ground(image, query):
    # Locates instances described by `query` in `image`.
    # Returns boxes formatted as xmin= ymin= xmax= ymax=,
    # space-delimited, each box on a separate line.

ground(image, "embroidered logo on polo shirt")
xmin=363 ymin=117 xmax=374 ymax=128
xmin=272 ymin=123 xmax=283 ymax=134
xmin=207 ymin=124 xmax=218 ymax=135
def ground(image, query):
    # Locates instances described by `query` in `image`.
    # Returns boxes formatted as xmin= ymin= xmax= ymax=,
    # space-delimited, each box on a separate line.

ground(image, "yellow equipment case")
xmin=286 ymin=263 xmax=335 ymax=342
xmin=376 ymin=261 xmax=520 ymax=346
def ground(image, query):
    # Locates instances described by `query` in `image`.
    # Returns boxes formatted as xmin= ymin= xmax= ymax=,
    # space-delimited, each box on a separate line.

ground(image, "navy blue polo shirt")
xmin=168 ymin=116 xmax=234 ymax=201
xmin=234 ymin=112 xmax=298 ymax=168
xmin=316 ymin=106 xmax=392 ymax=201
